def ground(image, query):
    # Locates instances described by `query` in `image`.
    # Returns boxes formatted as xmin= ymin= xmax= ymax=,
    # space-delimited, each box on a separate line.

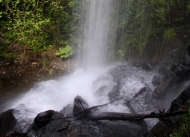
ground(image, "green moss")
xmin=163 ymin=28 xmax=177 ymax=40
xmin=172 ymin=109 xmax=190 ymax=137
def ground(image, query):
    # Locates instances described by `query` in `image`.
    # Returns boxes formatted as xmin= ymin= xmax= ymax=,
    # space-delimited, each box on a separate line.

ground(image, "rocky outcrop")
xmin=152 ymin=44 xmax=190 ymax=99
xmin=151 ymin=84 xmax=190 ymax=136
xmin=26 ymin=96 xmax=148 ymax=137
xmin=0 ymin=109 xmax=17 ymax=137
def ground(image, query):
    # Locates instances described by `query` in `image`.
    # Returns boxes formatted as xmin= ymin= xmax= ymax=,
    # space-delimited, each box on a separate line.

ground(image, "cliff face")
xmin=125 ymin=31 xmax=190 ymax=64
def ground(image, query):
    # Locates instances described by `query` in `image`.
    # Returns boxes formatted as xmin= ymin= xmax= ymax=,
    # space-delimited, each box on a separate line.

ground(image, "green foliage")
xmin=112 ymin=0 xmax=190 ymax=58
xmin=0 ymin=45 xmax=16 ymax=58
xmin=117 ymin=50 xmax=125 ymax=58
xmin=172 ymin=109 xmax=190 ymax=137
xmin=163 ymin=28 xmax=177 ymax=40
xmin=56 ymin=44 xmax=73 ymax=59
xmin=187 ymin=1 xmax=190 ymax=14
xmin=0 ymin=0 xmax=81 ymax=55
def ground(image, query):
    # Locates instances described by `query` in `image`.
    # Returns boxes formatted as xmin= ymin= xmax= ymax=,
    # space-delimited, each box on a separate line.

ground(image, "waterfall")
xmin=1 ymin=0 xmax=158 ymax=132
xmin=78 ymin=0 xmax=113 ymax=68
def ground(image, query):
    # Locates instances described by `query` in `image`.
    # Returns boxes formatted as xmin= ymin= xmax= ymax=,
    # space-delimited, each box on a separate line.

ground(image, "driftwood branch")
xmin=87 ymin=110 xmax=188 ymax=121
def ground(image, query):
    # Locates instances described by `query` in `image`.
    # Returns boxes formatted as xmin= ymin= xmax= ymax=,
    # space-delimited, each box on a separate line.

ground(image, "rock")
xmin=27 ymin=110 xmax=67 ymax=137
xmin=108 ymin=84 xmax=120 ymax=101
xmin=28 ymin=95 xmax=149 ymax=137
xmin=160 ymin=37 xmax=185 ymax=63
xmin=32 ymin=110 xmax=56 ymax=130
xmin=73 ymin=96 xmax=89 ymax=116
xmin=152 ymin=65 xmax=170 ymax=86
xmin=28 ymin=112 xmax=148 ymax=137
xmin=151 ymin=117 xmax=182 ymax=136
xmin=152 ymin=75 xmax=162 ymax=86
xmin=2 ymin=131 xmax=27 ymax=137
xmin=94 ymin=86 xmax=107 ymax=97
xmin=151 ymin=84 xmax=190 ymax=136
xmin=108 ymin=65 xmax=131 ymax=83
xmin=132 ymin=62 xmax=153 ymax=71
xmin=152 ymin=79 xmax=172 ymax=99
xmin=60 ymin=104 xmax=73 ymax=117
xmin=98 ymin=120 xmax=148 ymax=137
xmin=171 ymin=44 xmax=190 ymax=83
xmin=158 ymin=66 xmax=169 ymax=75
xmin=129 ymin=87 xmax=155 ymax=113
xmin=0 ymin=109 xmax=17 ymax=137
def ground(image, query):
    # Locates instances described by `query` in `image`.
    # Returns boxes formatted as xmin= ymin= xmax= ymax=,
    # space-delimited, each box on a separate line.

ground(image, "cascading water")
xmin=78 ymin=0 xmax=113 ymax=68
xmin=1 ymin=0 xmax=160 ymax=133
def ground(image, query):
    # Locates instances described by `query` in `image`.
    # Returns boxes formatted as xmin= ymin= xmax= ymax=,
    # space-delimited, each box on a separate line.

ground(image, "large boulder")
xmin=0 ymin=109 xmax=17 ymax=137
xmin=73 ymin=95 xmax=89 ymax=117
xmin=108 ymin=65 xmax=132 ymax=83
xmin=32 ymin=110 xmax=56 ymax=130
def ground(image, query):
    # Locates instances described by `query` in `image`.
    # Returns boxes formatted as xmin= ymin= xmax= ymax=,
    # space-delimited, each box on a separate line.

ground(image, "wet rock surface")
xmin=26 ymin=97 xmax=148 ymax=137
xmin=0 ymin=109 xmax=17 ymax=137
xmin=152 ymin=44 xmax=190 ymax=100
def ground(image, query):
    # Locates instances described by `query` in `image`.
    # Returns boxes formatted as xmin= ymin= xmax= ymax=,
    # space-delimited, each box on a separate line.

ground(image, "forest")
xmin=0 ymin=0 xmax=190 ymax=59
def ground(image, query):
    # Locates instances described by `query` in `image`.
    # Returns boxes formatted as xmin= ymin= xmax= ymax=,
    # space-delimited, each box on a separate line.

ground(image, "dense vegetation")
xmin=113 ymin=0 xmax=190 ymax=58
xmin=0 ymin=0 xmax=190 ymax=59
xmin=0 ymin=0 xmax=82 ymax=59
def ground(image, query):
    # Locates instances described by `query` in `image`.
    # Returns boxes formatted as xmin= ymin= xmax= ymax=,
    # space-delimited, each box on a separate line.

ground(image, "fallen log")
xmin=86 ymin=110 xmax=187 ymax=121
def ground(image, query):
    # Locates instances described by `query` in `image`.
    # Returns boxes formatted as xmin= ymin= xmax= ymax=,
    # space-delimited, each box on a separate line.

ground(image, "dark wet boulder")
xmin=98 ymin=120 xmax=148 ymax=137
xmin=27 ymin=110 xmax=67 ymax=137
xmin=73 ymin=96 xmax=90 ymax=117
xmin=108 ymin=65 xmax=131 ymax=83
xmin=158 ymin=65 xmax=169 ymax=75
xmin=152 ymin=75 xmax=162 ymax=86
xmin=32 ymin=110 xmax=56 ymax=130
xmin=60 ymin=104 xmax=73 ymax=117
xmin=152 ymin=64 xmax=171 ymax=87
xmin=0 ymin=109 xmax=17 ymax=137
xmin=108 ymin=84 xmax=120 ymax=101
xmin=2 ymin=131 xmax=27 ymax=137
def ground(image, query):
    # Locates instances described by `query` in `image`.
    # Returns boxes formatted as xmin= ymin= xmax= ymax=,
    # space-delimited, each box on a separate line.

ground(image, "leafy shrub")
xmin=55 ymin=45 xmax=73 ymax=59
xmin=171 ymin=109 xmax=190 ymax=137
xmin=163 ymin=28 xmax=177 ymax=40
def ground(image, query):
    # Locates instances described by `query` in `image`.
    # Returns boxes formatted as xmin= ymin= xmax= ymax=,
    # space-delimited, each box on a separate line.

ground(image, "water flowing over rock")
xmin=26 ymin=97 xmax=148 ymax=137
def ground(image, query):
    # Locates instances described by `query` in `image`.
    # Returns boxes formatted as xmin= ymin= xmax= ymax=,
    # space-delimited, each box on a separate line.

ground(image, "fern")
xmin=56 ymin=45 xmax=73 ymax=59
